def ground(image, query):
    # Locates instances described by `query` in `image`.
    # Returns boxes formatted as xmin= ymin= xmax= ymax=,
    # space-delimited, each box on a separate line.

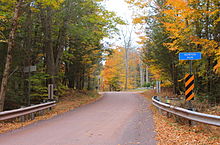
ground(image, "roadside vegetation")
xmin=126 ymin=0 xmax=220 ymax=105
xmin=0 ymin=0 xmax=219 ymax=142
xmin=0 ymin=0 xmax=123 ymax=111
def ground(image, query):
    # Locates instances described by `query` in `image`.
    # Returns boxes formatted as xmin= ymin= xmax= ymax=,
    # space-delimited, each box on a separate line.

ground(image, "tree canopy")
xmin=126 ymin=0 xmax=220 ymax=103
xmin=0 ymin=0 xmax=123 ymax=111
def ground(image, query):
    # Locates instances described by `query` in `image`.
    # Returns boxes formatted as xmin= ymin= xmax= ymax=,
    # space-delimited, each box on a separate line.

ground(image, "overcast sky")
xmin=102 ymin=0 xmax=141 ymax=49
xmin=104 ymin=0 xmax=133 ymax=22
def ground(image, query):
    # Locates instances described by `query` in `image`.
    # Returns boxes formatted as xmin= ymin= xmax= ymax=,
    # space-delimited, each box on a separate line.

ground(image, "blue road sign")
xmin=179 ymin=52 xmax=202 ymax=60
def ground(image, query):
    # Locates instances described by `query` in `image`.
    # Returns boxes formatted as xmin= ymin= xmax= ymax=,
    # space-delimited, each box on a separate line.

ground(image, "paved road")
xmin=0 ymin=92 xmax=156 ymax=145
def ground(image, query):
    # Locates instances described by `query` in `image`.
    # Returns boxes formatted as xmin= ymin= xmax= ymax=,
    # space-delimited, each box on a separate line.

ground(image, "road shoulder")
xmin=0 ymin=90 xmax=103 ymax=134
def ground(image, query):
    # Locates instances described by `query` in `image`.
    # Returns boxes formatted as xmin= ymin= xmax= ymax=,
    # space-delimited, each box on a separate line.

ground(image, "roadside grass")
xmin=126 ymin=88 xmax=149 ymax=92
xmin=141 ymin=90 xmax=220 ymax=145
xmin=0 ymin=90 xmax=102 ymax=134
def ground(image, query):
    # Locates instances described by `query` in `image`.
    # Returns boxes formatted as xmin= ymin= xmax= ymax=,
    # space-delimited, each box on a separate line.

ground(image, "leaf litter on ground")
xmin=141 ymin=90 xmax=220 ymax=145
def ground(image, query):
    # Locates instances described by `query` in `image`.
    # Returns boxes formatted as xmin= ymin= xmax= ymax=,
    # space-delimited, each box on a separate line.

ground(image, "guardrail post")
xmin=166 ymin=112 xmax=171 ymax=118
xmin=187 ymin=107 xmax=196 ymax=126
xmin=42 ymin=109 xmax=45 ymax=115
xmin=30 ymin=113 xmax=35 ymax=120
xmin=155 ymin=96 xmax=162 ymax=114
xmin=20 ymin=115 xmax=25 ymax=122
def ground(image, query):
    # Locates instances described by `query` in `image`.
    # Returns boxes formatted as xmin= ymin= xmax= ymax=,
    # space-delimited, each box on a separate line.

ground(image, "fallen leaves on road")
xmin=0 ymin=90 xmax=101 ymax=134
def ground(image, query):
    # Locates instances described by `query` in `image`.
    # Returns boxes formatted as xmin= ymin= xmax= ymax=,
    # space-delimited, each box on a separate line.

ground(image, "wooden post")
xmin=48 ymin=84 xmax=54 ymax=100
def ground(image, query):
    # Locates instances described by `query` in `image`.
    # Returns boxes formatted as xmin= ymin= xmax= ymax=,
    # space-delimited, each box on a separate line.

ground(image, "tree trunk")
xmin=41 ymin=8 xmax=55 ymax=84
xmin=87 ymin=74 xmax=91 ymax=90
xmin=140 ymin=61 xmax=144 ymax=87
xmin=146 ymin=65 xmax=149 ymax=83
xmin=125 ymin=49 xmax=129 ymax=90
xmin=0 ymin=1 xmax=22 ymax=111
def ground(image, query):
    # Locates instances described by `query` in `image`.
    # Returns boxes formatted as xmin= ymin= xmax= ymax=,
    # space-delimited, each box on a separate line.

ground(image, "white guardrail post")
xmin=152 ymin=96 xmax=220 ymax=127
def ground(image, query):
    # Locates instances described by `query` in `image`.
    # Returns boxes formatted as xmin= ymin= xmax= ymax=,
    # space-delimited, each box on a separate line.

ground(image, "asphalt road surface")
xmin=0 ymin=92 xmax=156 ymax=145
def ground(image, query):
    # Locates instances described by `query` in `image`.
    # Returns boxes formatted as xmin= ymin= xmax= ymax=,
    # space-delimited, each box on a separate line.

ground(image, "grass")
xmin=126 ymin=88 xmax=150 ymax=92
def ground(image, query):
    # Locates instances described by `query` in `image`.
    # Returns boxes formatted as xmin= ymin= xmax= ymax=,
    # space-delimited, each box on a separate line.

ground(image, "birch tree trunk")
xmin=121 ymin=26 xmax=133 ymax=90
xmin=125 ymin=48 xmax=129 ymax=90
xmin=140 ymin=61 xmax=144 ymax=87
xmin=146 ymin=65 xmax=149 ymax=84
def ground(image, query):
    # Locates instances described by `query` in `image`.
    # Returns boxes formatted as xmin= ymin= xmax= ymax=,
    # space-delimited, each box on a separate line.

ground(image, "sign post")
xmin=48 ymin=84 xmax=54 ymax=100
xmin=185 ymin=74 xmax=195 ymax=101
xmin=179 ymin=52 xmax=202 ymax=101
xmin=156 ymin=80 xmax=161 ymax=94
xmin=24 ymin=65 xmax=37 ymax=106
xmin=179 ymin=52 xmax=202 ymax=125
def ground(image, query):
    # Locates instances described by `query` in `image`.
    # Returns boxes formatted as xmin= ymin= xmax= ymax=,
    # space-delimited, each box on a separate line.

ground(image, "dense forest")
xmin=0 ymin=0 xmax=123 ymax=111
xmin=126 ymin=0 xmax=220 ymax=103
xmin=1 ymin=0 xmax=219 ymax=111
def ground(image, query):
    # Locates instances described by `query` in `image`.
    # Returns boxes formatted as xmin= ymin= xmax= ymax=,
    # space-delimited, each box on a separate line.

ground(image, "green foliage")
xmin=0 ymin=0 xmax=122 ymax=109
xmin=57 ymin=82 xmax=69 ymax=97
xmin=142 ymin=82 xmax=152 ymax=88
xmin=141 ymin=0 xmax=220 ymax=102
xmin=29 ymin=73 xmax=49 ymax=102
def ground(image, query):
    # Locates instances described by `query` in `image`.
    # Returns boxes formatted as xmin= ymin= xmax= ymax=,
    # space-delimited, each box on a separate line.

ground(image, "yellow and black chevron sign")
xmin=185 ymin=74 xmax=195 ymax=101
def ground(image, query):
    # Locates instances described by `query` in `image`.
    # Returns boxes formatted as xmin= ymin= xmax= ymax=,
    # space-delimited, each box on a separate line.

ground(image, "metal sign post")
xmin=48 ymin=84 xmax=54 ymax=100
xmin=179 ymin=52 xmax=202 ymax=101
xmin=179 ymin=52 xmax=202 ymax=125
xmin=156 ymin=80 xmax=161 ymax=94
xmin=23 ymin=65 xmax=37 ymax=106
xmin=185 ymin=74 xmax=195 ymax=101
xmin=190 ymin=60 xmax=192 ymax=74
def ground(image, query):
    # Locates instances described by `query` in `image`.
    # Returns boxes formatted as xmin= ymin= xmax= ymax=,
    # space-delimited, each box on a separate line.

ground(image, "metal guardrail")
xmin=152 ymin=96 xmax=220 ymax=126
xmin=0 ymin=101 xmax=56 ymax=121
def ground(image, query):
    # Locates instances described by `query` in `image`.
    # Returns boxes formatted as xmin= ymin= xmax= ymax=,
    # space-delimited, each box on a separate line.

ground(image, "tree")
xmin=127 ymin=0 xmax=220 ymax=102
xmin=120 ymin=26 xmax=133 ymax=90
xmin=0 ymin=0 xmax=122 ymax=111
xmin=0 ymin=0 xmax=23 ymax=111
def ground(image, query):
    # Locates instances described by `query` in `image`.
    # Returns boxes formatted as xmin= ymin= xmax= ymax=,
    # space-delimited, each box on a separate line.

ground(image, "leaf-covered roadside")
xmin=0 ymin=90 xmax=102 ymax=134
xmin=142 ymin=90 xmax=220 ymax=145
